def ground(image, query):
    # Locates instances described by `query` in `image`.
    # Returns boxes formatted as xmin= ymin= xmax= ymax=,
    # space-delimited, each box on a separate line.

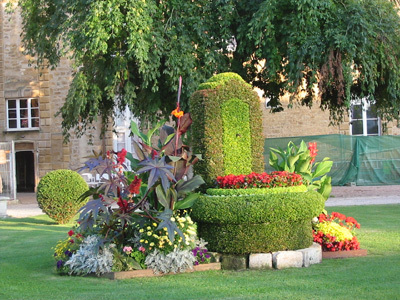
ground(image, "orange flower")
xmin=171 ymin=108 xmax=184 ymax=118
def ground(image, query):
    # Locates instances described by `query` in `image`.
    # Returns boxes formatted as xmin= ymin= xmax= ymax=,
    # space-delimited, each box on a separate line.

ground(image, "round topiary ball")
xmin=36 ymin=169 xmax=89 ymax=224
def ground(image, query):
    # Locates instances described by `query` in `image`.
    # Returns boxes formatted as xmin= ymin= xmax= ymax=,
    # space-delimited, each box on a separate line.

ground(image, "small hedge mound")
xmin=37 ymin=169 xmax=89 ymax=224
xmin=191 ymin=191 xmax=325 ymax=254
xmin=206 ymin=185 xmax=307 ymax=196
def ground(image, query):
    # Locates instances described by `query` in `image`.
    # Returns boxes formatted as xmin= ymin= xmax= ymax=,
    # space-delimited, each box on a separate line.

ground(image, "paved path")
xmin=2 ymin=186 xmax=400 ymax=218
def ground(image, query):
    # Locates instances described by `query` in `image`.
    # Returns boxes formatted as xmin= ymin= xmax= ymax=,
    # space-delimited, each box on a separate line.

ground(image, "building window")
xmin=350 ymin=98 xmax=380 ymax=136
xmin=6 ymin=98 xmax=40 ymax=131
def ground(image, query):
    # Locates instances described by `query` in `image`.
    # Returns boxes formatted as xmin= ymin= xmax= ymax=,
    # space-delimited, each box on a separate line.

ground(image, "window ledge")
xmin=4 ymin=128 xmax=40 ymax=133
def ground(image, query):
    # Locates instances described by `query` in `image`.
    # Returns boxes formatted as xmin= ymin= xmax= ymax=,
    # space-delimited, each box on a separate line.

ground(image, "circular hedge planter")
xmin=191 ymin=190 xmax=325 ymax=254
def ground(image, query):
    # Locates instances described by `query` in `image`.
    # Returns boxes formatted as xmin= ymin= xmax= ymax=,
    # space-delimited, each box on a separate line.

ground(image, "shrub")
xmin=36 ymin=169 xmax=89 ymax=224
xmin=190 ymin=72 xmax=264 ymax=186
xmin=206 ymin=185 xmax=307 ymax=196
xmin=191 ymin=191 xmax=325 ymax=254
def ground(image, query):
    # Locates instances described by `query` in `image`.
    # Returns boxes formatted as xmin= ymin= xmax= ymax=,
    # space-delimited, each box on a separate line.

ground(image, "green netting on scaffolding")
xmin=264 ymin=134 xmax=400 ymax=186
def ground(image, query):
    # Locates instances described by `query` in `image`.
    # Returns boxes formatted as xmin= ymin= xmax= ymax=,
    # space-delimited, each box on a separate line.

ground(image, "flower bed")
xmin=52 ymin=100 xmax=214 ymax=277
xmin=312 ymin=212 xmax=362 ymax=252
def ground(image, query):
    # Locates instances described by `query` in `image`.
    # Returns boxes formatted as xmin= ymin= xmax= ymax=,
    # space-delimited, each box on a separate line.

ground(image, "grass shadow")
xmin=2 ymin=215 xmax=60 ymax=226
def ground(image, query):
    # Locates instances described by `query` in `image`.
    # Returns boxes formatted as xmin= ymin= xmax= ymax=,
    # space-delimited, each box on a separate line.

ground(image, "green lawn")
xmin=1 ymin=205 xmax=399 ymax=300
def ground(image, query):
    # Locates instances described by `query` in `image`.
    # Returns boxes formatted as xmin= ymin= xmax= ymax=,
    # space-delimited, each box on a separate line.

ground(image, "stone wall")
xmin=0 ymin=4 xmax=108 ymax=191
xmin=261 ymin=94 xmax=400 ymax=138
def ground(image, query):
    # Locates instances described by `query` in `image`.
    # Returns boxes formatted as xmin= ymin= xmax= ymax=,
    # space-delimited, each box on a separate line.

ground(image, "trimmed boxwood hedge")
xmin=206 ymin=185 xmax=307 ymax=196
xmin=191 ymin=191 xmax=325 ymax=254
xmin=37 ymin=169 xmax=89 ymax=224
xmin=189 ymin=72 xmax=264 ymax=186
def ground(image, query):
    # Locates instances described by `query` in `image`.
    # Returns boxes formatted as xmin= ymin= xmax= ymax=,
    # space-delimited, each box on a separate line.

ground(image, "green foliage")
xmin=36 ymin=169 xmax=89 ymax=224
xmin=191 ymin=191 xmax=325 ymax=254
xmin=16 ymin=0 xmax=400 ymax=138
xmin=190 ymin=72 xmax=264 ymax=186
xmin=222 ymin=99 xmax=252 ymax=175
xmin=232 ymin=0 xmax=400 ymax=124
xmin=197 ymin=72 xmax=248 ymax=90
xmin=206 ymin=185 xmax=307 ymax=196
xmin=269 ymin=141 xmax=333 ymax=199
xmin=16 ymin=0 xmax=234 ymax=140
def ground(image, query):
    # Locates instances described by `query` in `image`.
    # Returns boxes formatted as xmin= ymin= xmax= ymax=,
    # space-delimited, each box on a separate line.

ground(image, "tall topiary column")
xmin=189 ymin=72 xmax=264 ymax=186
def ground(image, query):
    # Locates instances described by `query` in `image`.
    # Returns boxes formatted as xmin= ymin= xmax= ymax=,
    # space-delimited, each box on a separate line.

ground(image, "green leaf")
xmin=125 ymin=152 xmax=140 ymax=169
xmin=175 ymin=175 xmax=205 ymax=197
xmin=131 ymin=121 xmax=148 ymax=144
xmin=288 ymin=154 xmax=300 ymax=169
xmin=269 ymin=151 xmax=279 ymax=168
xmin=155 ymin=185 xmax=170 ymax=209
xmin=317 ymin=176 xmax=332 ymax=200
xmin=147 ymin=120 xmax=166 ymax=145
xmin=167 ymin=156 xmax=182 ymax=162
xmin=312 ymin=161 xmax=333 ymax=179
xmin=174 ymin=193 xmax=199 ymax=210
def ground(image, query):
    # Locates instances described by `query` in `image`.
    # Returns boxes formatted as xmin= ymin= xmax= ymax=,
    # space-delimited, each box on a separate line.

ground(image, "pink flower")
xmin=123 ymin=246 xmax=133 ymax=254
xmin=139 ymin=246 xmax=146 ymax=253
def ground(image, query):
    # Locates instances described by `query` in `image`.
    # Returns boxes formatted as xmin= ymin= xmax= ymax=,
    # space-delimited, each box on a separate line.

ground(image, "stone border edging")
xmin=211 ymin=243 xmax=323 ymax=270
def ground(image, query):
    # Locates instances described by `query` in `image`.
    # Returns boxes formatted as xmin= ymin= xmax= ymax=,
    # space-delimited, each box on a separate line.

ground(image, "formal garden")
xmin=1 ymin=73 xmax=400 ymax=299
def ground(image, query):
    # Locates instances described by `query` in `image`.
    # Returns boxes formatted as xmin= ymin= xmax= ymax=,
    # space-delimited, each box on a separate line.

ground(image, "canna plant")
xmin=76 ymin=77 xmax=204 ymax=247
xmin=269 ymin=140 xmax=333 ymax=199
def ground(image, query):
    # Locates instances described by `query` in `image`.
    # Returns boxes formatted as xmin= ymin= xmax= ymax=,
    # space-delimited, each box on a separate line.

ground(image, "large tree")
xmin=17 ymin=0 xmax=234 ymax=139
xmin=17 ymin=0 xmax=400 ymax=137
xmin=230 ymin=0 xmax=400 ymax=124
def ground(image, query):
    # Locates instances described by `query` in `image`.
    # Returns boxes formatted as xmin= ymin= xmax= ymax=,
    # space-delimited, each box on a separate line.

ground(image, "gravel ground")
xmin=3 ymin=185 xmax=400 ymax=218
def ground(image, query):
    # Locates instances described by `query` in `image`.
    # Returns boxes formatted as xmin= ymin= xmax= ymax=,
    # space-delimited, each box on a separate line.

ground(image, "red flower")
xmin=117 ymin=197 xmax=129 ymax=213
xmin=308 ymin=142 xmax=318 ymax=163
xmin=69 ymin=239 xmax=74 ymax=244
xmin=128 ymin=176 xmax=142 ymax=195
xmin=117 ymin=148 xmax=127 ymax=164
xmin=68 ymin=230 xmax=74 ymax=237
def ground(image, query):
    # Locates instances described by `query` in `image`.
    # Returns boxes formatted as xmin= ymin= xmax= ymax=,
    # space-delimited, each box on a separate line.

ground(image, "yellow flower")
xmin=152 ymin=223 xmax=157 ymax=227
xmin=140 ymin=239 xmax=144 ymax=243
xmin=163 ymin=227 xmax=168 ymax=231
xmin=144 ymin=240 xmax=148 ymax=244
xmin=147 ymin=226 xmax=151 ymax=230
xmin=139 ymin=229 xmax=144 ymax=233
xmin=170 ymin=217 xmax=176 ymax=222
xmin=147 ymin=231 xmax=152 ymax=236
xmin=150 ymin=242 xmax=155 ymax=246
xmin=153 ymin=234 xmax=159 ymax=238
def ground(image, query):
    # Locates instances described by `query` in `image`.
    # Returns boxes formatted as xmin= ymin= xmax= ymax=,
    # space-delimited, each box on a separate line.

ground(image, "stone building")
xmin=261 ymin=93 xmax=400 ymax=139
xmin=0 ymin=5 xmax=126 ymax=199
